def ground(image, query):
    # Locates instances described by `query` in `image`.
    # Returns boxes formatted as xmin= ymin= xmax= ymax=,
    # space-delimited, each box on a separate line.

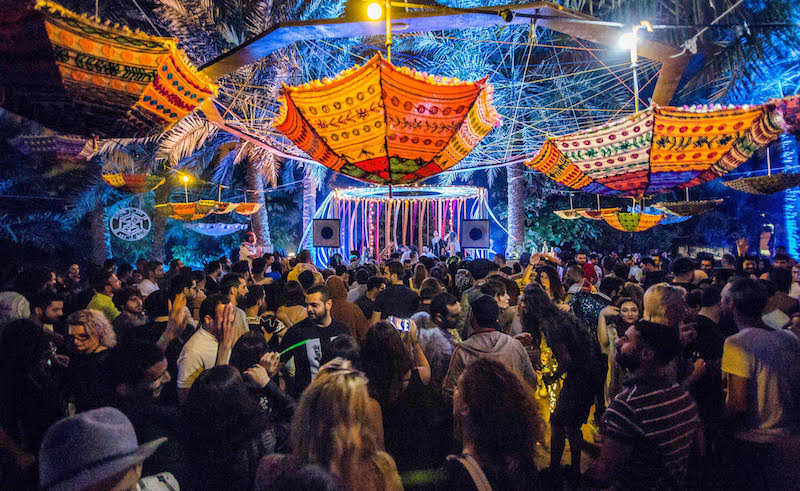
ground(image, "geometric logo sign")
xmin=460 ymin=220 xmax=490 ymax=248
xmin=109 ymin=207 xmax=151 ymax=241
xmin=313 ymin=219 xmax=341 ymax=248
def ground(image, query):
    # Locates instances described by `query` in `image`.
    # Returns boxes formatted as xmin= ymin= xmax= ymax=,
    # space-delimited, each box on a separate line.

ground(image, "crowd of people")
xmin=1 ymin=233 xmax=799 ymax=490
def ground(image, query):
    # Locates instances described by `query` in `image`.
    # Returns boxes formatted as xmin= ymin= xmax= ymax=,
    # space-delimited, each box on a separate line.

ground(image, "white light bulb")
xmin=618 ymin=31 xmax=637 ymax=50
xmin=367 ymin=3 xmax=383 ymax=20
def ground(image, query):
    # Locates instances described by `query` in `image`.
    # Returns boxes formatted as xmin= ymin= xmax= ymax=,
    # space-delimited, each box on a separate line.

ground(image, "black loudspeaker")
xmin=313 ymin=219 xmax=341 ymax=248
xmin=460 ymin=220 xmax=490 ymax=248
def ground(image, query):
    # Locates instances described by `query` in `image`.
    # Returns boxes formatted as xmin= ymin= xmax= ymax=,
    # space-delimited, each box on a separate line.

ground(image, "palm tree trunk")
xmin=507 ymin=161 xmax=525 ymax=254
xmin=152 ymin=181 xmax=168 ymax=262
xmin=302 ymin=165 xmax=317 ymax=249
xmin=89 ymin=202 xmax=109 ymax=265
xmin=247 ymin=159 xmax=272 ymax=251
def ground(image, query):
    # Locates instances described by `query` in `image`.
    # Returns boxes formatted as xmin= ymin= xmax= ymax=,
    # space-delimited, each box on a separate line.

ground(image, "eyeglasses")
xmin=70 ymin=333 xmax=90 ymax=341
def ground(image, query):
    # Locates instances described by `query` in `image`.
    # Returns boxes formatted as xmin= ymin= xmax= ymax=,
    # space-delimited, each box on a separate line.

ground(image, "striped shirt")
xmin=602 ymin=377 xmax=700 ymax=490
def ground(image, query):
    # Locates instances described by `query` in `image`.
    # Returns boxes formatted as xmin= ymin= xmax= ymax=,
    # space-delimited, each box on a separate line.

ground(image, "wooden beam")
xmin=199 ymin=2 xmax=689 ymax=104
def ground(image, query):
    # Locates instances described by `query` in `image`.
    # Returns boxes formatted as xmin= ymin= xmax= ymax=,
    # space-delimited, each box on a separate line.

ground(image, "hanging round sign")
xmin=110 ymin=207 xmax=151 ymax=241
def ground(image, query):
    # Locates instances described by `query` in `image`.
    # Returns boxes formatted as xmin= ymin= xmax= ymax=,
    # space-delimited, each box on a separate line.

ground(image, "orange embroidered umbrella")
xmin=102 ymin=174 xmax=166 ymax=194
xmin=155 ymin=201 xmax=216 ymax=221
xmin=525 ymin=104 xmax=784 ymax=198
xmin=0 ymin=0 xmax=217 ymax=138
xmin=210 ymin=202 xmax=263 ymax=215
xmin=601 ymin=209 xmax=664 ymax=232
xmin=274 ymin=55 xmax=501 ymax=185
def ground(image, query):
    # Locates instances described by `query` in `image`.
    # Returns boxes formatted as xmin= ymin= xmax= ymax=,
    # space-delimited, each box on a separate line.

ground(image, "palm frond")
xmin=156 ymin=114 xmax=219 ymax=164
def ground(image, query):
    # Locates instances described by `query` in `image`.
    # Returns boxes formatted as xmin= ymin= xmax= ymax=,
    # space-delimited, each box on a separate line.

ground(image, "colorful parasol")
xmin=525 ymin=104 xmax=784 ymax=198
xmin=185 ymin=223 xmax=248 ymax=236
xmin=102 ymin=174 xmax=165 ymax=194
xmin=652 ymin=198 xmax=723 ymax=216
xmin=10 ymin=133 xmax=96 ymax=160
xmin=628 ymin=206 xmax=688 ymax=225
xmin=210 ymin=202 xmax=263 ymax=215
xmin=722 ymin=173 xmax=800 ymax=195
xmin=274 ymin=55 xmax=501 ymax=185
xmin=0 ymin=0 xmax=218 ymax=138
xmin=553 ymin=208 xmax=587 ymax=220
xmin=601 ymin=209 xmax=664 ymax=232
xmin=770 ymin=95 xmax=800 ymax=135
xmin=155 ymin=201 xmax=216 ymax=221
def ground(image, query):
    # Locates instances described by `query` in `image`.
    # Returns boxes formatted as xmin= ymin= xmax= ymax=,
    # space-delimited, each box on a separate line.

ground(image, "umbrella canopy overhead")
xmin=274 ymin=55 xmax=501 ymax=185
xmin=602 ymin=209 xmax=664 ymax=232
xmin=155 ymin=201 xmax=217 ymax=221
xmin=102 ymin=174 xmax=165 ymax=194
xmin=652 ymin=198 xmax=723 ymax=216
xmin=211 ymin=202 xmax=263 ymax=215
xmin=722 ymin=173 xmax=800 ymax=195
xmin=0 ymin=0 xmax=217 ymax=138
xmin=525 ymin=103 xmax=784 ymax=198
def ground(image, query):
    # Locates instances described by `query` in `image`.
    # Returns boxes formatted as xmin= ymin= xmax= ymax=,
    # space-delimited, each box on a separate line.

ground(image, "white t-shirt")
xmin=629 ymin=265 xmax=643 ymax=282
xmin=789 ymin=282 xmax=800 ymax=300
xmin=721 ymin=327 xmax=800 ymax=443
xmin=137 ymin=279 xmax=159 ymax=298
xmin=239 ymin=242 xmax=260 ymax=265
xmin=176 ymin=328 xmax=219 ymax=389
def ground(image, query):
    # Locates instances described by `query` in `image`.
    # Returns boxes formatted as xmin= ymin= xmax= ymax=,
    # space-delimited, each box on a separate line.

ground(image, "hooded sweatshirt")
xmin=441 ymin=330 xmax=536 ymax=399
xmin=325 ymin=276 xmax=369 ymax=343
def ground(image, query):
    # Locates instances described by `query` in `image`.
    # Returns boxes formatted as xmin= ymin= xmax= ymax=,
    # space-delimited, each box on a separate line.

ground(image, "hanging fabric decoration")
xmin=553 ymin=208 xmax=588 ymax=220
xmin=652 ymin=199 xmax=723 ymax=216
xmin=526 ymin=103 xmax=784 ymax=198
xmin=155 ymin=201 xmax=216 ymax=221
xmin=185 ymin=223 xmax=248 ymax=236
xmin=0 ymin=0 xmax=218 ymax=137
xmin=10 ymin=133 xmax=96 ymax=161
xmin=722 ymin=173 xmax=800 ymax=195
xmin=601 ymin=209 xmax=664 ymax=232
xmin=274 ymin=55 xmax=501 ymax=185
xmin=102 ymin=174 xmax=166 ymax=194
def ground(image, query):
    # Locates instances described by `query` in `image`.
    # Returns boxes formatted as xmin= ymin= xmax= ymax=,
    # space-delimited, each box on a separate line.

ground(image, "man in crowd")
xmin=699 ymin=257 xmax=715 ymax=276
xmin=111 ymin=287 xmax=147 ymax=341
xmin=641 ymin=257 xmax=666 ymax=290
xmin=442 ymin=295 xmax=535 ymax=399
xmin=203 ymin=260 xmax=222 ymax=295
xmin=220 ymin=273 xmax=249 ymax=336
xmin=137 ymin=261 xmax=163 ymax=298
xmin=355 ymin=276 xmax=385 ymax=320
xmin=176 ymin=295 xmax=238 ymax=402
xmin=87 ymin=269 xmax=122 ymax=322
xmin=28 ymin=290 xmax=64 ymax=333
xmin=415 ymin=292 xmax=461 ymax=390
xmin=347 ymin=268 xmax=370 ymax=302
xmin=588 ymin=320 xmax=701 ymax=489
xmin=720 ymin=277 xmax=800 ymax=488
xmin=279 ymin=285 xmax=349 ymax=396
xmin=372 ymin=261 xmax=420 ymax=323
xmin=570 ymin=276 xmax=624 ymax=337
xmin=670 ymin=257 xmax=698 ymax=292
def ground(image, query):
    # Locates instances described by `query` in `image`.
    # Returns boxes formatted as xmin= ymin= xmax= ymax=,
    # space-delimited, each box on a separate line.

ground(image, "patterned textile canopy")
xmin=155 ymin=201 xmax=216 ymax=221
xmin=771 ymin=95 xmax=800 ymax=135
xmin=0 ymin=0 xmax=217 ymax=138
xmin=651 ymin=199 xmax=723 ymax=216
xmin=602 ymin=209 xmax=664 ymax=232
xmin=553 ymin=208 xmax=586 ymax=220
xmin=10 ymin=133 xmax=95 ymax=160
xmin=185 ymin=223 xmax=248 ymax=236
xmin=525 ymin=103 xmax=784 ymax=198
xmin=628 ymin=206 xmax=688 ymax=225
xmin=211 ymin=202 xmax=263 ymax=215
xmin=722 ymin=173 xmax=800 ymax=195
xmin=102 ymin=174 xmax=165 ymax=194
xmin=274 ymin=55 xmax=501 ymax=185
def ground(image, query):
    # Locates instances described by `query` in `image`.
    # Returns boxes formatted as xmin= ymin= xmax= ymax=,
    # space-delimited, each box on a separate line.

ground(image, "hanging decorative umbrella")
xmin=601 ymin=209 xmax=664 ymax=232
xmin=185 ymin=223 xmax=248 ymax=236
xmin=155 ymin=201 xmax=217 ymax=221
xmin=10 ymin=133 xmax=96 ymax=160
xmin=770 ymin=94 xmax=800 ymax=135
xmin=273 ymin=55 xmax=501 ymax=185
xmin=526 ymin=103 xmax=784 ymax=198
xmin=0 ymin=0 xmax=218 ymax=138
xmin=102 ymin=174 xmax=166 ymax=194
xmin=723 ymin=173 xmax=800 ymax=195
xmin=210 ymin=202 xmax=263 ymax=215
xmin=627 ymin=206 xmax=688 ymax=225
xmin=553 ymin=208 xmax=587 ymax=219
xmin=652 ymin=198 xmax=723 ymax=216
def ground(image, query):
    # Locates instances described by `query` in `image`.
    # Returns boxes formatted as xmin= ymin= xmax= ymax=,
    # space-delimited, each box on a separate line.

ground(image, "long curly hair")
xmin=291 ymin=358 xmax=400 ymax=490
xmin=66 ymin=309 xmax=116 ymax=348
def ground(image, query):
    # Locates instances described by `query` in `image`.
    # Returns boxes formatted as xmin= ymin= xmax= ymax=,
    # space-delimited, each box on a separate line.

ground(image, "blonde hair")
xmin=291 ymin=358 xmax=401 ymax=490
xmin=66 ymin=309 xmax=117 ymax=348
xmin=643 ymin=283 xmax=686 ymax=329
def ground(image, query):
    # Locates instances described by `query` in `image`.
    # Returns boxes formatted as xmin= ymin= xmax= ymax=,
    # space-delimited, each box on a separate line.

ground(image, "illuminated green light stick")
xmin=279 ymin=339 xmax=310 ymax=356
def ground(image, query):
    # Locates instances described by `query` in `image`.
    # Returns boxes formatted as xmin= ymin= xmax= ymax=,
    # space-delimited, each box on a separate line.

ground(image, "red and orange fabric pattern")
xmin=102 ymin=174 xmax=165 ymax=194
xmin=601 ymin=209 xmax=664 ymax=232
xmin=274 ymin=55 xmax=501 ymax=185
xmin=525 ymin=103 xmax=784 ymax=198
xmin=155 ymin=201 xmax=217 ymax=221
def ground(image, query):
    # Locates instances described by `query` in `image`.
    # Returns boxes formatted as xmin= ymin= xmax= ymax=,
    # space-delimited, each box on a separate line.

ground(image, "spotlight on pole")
xmin=618 ymin=31 xmax=637 ymax=50
xmin=182 ymin=175 xmax=189 ymax=183
xmin=367 ymin=2 xmax=383 ymax=20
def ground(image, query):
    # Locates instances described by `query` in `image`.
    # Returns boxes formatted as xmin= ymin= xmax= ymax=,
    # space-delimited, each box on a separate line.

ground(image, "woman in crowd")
xmin=411 ymin=263 xmax=428 ymax=292
xmin=181 ymin=364 xmax=276 ymax=490
xmin=360 ymin=321 xmax=452 ymax=473
xmin=535 ymin=264 xmax=566 ymax=305
xmin=326 ymin=275 xmax=369 ymax=343
xmin=276 ymin=280 xmax=307 ymax=328
xmin=255 ymin=359 xmax=402 ymax=491
xmin=445 ymin=358 xmax=542 ymax=490
xmin=65 ymin=309 xmax=116 ymax=411
xmin=597 ymin=297 xmax=642 ymax=404
xmin=643 ymin=283 xmax=687 ymax=329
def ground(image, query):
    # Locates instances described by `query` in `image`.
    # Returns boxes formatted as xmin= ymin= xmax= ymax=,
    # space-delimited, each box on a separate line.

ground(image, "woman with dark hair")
xmin=446 ymin=358 xmax=542 ymax=490
xmin=360 ymin=321 xmax=453 ymax=474
xmin=520 ymin=283 xmax=602 ymax=484
xmin=276 ymin=281 xmax=307 ymax=329
xmin=411 ymin=263 xmax=428 ymax=292
xmin=597 ymin=297 xmax=642 ymax=405
xmin=536 ymin=265 xmax=566 ymax=304
xmin=181 ymin=365 xmax=276 ymax=490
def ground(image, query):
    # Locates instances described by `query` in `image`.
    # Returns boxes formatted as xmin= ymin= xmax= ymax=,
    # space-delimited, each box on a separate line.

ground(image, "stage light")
xmin=367 ymin=3 xmax=383 ymax=20
xmin=182 ymin=175 xmax=189 ymax=183
xmin=618 ymin=31 xmax=637 ymax=50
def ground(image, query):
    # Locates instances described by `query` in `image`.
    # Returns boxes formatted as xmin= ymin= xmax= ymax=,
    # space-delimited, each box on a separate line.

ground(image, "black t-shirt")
xmin=443 ymin=453 xmax=539 ymax=491
xmin=354 ymin=295 xmax=376 ymax=320
xmin=374 ymin=284 xmax=420 ymax=319
xmin=278 ymin=318 xmax=349 ymax=396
